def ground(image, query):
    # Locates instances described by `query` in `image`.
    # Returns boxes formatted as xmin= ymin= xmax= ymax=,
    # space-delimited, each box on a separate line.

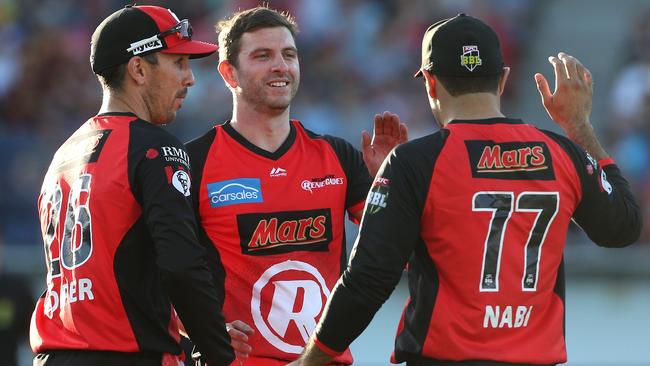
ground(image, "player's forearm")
xmin=562 ymin=119 xmax=609 ymax=161
xmin=296 ymin=338 xmax=336 ymax=366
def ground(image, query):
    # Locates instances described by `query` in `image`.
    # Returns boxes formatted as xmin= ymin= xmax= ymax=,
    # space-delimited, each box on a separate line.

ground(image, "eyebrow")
xmin=249 ymin=46 xmax=298 ymax=54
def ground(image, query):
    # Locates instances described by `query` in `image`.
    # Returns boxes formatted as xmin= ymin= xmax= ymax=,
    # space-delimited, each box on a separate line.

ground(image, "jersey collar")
xmin=221 ymin=120 xmax=297 ymax=161
xmin=447 ymin=117 xmax=525 ymax=125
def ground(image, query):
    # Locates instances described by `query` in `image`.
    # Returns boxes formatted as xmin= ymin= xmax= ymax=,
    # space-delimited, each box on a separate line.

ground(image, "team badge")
xmin=172 ymin=170 xmax=191 ymax=197
xmin=251 ymin=260 xmax=330 ymax=353
xmin=461 ymin=45 xmax=482 ymax=72
xmin=366 ymin=176 xmax=390 ymax=214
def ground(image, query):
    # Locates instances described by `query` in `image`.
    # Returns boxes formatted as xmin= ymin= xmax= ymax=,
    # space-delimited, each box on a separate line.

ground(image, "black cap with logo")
xmin=90 ymin=5 xmax=218 ymax=74
xmin=414 ymin=13 xmax=504 ymax=78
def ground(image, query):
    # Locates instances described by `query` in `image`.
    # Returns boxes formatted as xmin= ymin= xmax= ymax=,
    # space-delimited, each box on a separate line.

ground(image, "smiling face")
xmin=142 ymin=53 xmax=195 ymax=125
xmin=228 ymin=26 xmax=300 ymax=115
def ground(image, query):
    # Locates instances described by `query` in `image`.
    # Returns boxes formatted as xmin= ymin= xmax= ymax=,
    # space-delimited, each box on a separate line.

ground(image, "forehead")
xmin=239 ymin=27 xmax=296 ymax=53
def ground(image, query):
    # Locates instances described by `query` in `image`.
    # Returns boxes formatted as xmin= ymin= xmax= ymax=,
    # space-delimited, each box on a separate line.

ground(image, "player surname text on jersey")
xmin=483 ymin=305 xmax=532 ymax=328
xmin=45 ymin=278 xmax=95 ymax=315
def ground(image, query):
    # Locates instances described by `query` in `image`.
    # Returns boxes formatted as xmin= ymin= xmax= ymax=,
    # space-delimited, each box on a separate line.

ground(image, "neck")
xmin=98 ymin=88 xmax=150 ymax=121
xmin=230 ymin=98 xmax=291 ymax=153
xmin=436 ymin=92 xmax=504 ymax=126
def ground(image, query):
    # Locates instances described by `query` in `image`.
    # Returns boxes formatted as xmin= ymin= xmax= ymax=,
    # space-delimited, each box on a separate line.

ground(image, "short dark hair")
xmin=434 ymin=71 xmax=503 ymax=97
xmin=216 ymin=6 xmax=299 ymax=67
xmin=97 ymin=53 xmax=159 ymax=91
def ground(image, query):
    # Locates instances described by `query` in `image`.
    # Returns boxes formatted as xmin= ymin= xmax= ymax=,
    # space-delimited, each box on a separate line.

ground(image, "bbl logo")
xmin=461 ymin=45 xmax=482 ymax=72
xmin=366 ymin=177 xmax=389 ymax=214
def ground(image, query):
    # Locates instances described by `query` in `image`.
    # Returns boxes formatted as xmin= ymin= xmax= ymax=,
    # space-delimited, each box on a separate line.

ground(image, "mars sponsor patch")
xmin=465 ymin=140 xmax=555 ymax=180
xmin=237 ymin=209 xmax=332 ymax=255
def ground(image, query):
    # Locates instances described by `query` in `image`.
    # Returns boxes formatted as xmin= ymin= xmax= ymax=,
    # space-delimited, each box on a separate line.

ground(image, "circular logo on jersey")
xmin=172 ymin=170 xmax=191 ymax=197
xmin=251 ymin=260 xmax=330 ymax=354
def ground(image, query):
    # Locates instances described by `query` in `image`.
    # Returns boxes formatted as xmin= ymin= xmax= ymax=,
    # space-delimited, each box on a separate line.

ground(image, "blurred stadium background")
xmin=1 ymin=0 xmax=649 ymax=365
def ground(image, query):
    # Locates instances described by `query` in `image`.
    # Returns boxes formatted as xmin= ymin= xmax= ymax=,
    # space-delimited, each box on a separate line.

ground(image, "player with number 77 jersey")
xmin=293 ymin=14 xmax=642 ymax=366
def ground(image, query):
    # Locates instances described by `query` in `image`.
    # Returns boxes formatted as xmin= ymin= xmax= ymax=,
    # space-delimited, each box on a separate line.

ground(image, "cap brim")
xmin=162 ymin=40 xmax=218 ymax=59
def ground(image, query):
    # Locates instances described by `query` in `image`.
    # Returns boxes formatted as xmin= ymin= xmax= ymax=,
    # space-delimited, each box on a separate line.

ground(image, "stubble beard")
xmin=241 ymin=78 xmax=299 ymax=115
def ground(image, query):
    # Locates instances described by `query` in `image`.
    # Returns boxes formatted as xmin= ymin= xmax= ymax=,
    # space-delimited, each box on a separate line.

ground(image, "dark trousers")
xmin=34 ymin=350 xmax=164 ymax=366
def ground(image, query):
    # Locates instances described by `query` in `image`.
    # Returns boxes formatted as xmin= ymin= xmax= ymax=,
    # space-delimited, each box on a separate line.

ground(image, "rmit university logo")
xmin=251 ymin=260 xmax=331 ymax=354
xmin=465 ymin=140 xmax=556 ymax=181
xmin=237 ymin=209 xmax=332 ymax=255
xmin=207 ymin=178 xmax=263 ymax=208
xmin=461 ymin=45 xmax=482 ymax=72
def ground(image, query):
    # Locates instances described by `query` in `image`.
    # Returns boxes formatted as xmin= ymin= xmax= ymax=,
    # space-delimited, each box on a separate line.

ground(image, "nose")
xmin=270 ymin=54 xmax=289 ymax=73
xmin=184 ymin=68 xmax=195 ymax=87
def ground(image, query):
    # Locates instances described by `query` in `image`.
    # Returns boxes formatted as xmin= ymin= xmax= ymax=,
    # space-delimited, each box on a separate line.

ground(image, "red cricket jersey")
xmin=31 ymin=113 xmax=233 ymax=364
xmin=186 ymin=120 xmax=372 ymax=365
xmin=314 ymin=118 xmax=641 ymax=365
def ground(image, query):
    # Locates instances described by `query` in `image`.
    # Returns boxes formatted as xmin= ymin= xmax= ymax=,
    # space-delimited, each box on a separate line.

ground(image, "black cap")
xmin=90 ymin=5 xmax=218 ymax=74
xmin=414 ymin=14 xmax=504 ymax=78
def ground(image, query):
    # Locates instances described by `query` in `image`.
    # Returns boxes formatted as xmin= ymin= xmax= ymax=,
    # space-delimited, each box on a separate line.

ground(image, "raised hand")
xmin=535 ymin=52 xmax=608 ymax=160
xmin=362 ymin=111 xmax=408 ymax=177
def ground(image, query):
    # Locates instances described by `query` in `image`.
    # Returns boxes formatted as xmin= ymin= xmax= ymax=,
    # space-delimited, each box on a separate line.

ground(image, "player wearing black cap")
xmin=31 ymin=5 xmax=234 ymax=366
xmin=291 ymin=14 xmax=641 ymax=366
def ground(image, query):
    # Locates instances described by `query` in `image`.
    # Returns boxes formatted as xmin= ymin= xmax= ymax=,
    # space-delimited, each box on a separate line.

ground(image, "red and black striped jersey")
xmin=314 ymin=118 xmax=641 ymax=365
xmin=31 ymin=112 xmax=233 ymax=365
xmin=186 ymin=120 xmax=372 ymax=365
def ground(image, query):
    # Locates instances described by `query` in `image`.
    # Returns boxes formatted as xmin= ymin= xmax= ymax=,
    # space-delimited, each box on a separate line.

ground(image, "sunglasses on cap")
xmin=126 ymin=19 xmax=193 ymax=55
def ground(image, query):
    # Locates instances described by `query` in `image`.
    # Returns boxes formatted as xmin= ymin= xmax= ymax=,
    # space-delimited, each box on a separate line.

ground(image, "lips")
xmin=176 ymin=88 xmax=188 ymax=99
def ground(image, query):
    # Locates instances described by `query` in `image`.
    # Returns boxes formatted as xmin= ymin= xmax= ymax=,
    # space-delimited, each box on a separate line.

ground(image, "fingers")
xmin=398 ymin=122 xmax=409 ymax=144
xmin=374 ymin=113 xmax=385 ymax=137
xmin=375 ymin=111 xmax=404 ymax=139
xmin=361 ymin=129 xmax=372 ymax=154
xmin=548 ymin=55 xmax=566 ymax=87
xmin=558 ymin=52 xmax=578 ymax=81
xmin=230 ymin=320 xmax=254 ymax=335
xmin=227 ymin=320 xmax=253 ymax=360
xmin=534 ymin=72 xmax=552 ymax=108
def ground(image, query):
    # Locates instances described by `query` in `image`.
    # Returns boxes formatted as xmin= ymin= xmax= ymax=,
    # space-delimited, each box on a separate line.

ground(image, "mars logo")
xmin=237 ymin=209 xmax=332 ymax=255
xmin=465 ymin=140 xmax=555 ymax=181
xmin=252 ymin=260 xmax=330 ymax=354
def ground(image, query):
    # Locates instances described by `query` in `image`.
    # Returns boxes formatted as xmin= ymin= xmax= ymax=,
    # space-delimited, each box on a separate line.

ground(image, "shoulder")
xmin=185 ymin=127 xmax=218 ymax=155
xmin=393 ymin=129 xmax=449 ymax=161
xmin=130 ymin=119 xmax=184 ymax=147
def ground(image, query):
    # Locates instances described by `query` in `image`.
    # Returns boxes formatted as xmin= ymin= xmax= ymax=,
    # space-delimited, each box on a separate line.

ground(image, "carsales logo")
xmin=207 ymin=178 xmax=263 ymax=208
xmin=251 ymin=260 xmax=330 ymax=354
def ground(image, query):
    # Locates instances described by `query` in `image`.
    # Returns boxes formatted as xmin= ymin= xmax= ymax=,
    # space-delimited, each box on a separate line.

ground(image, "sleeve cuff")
xmin=347 ymin=200 xmax=366 ymax=224
xmin=598 ymin=157 xmax=616 ymax=167
xmin=313 ymin=336 xmax=345 ymax=357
